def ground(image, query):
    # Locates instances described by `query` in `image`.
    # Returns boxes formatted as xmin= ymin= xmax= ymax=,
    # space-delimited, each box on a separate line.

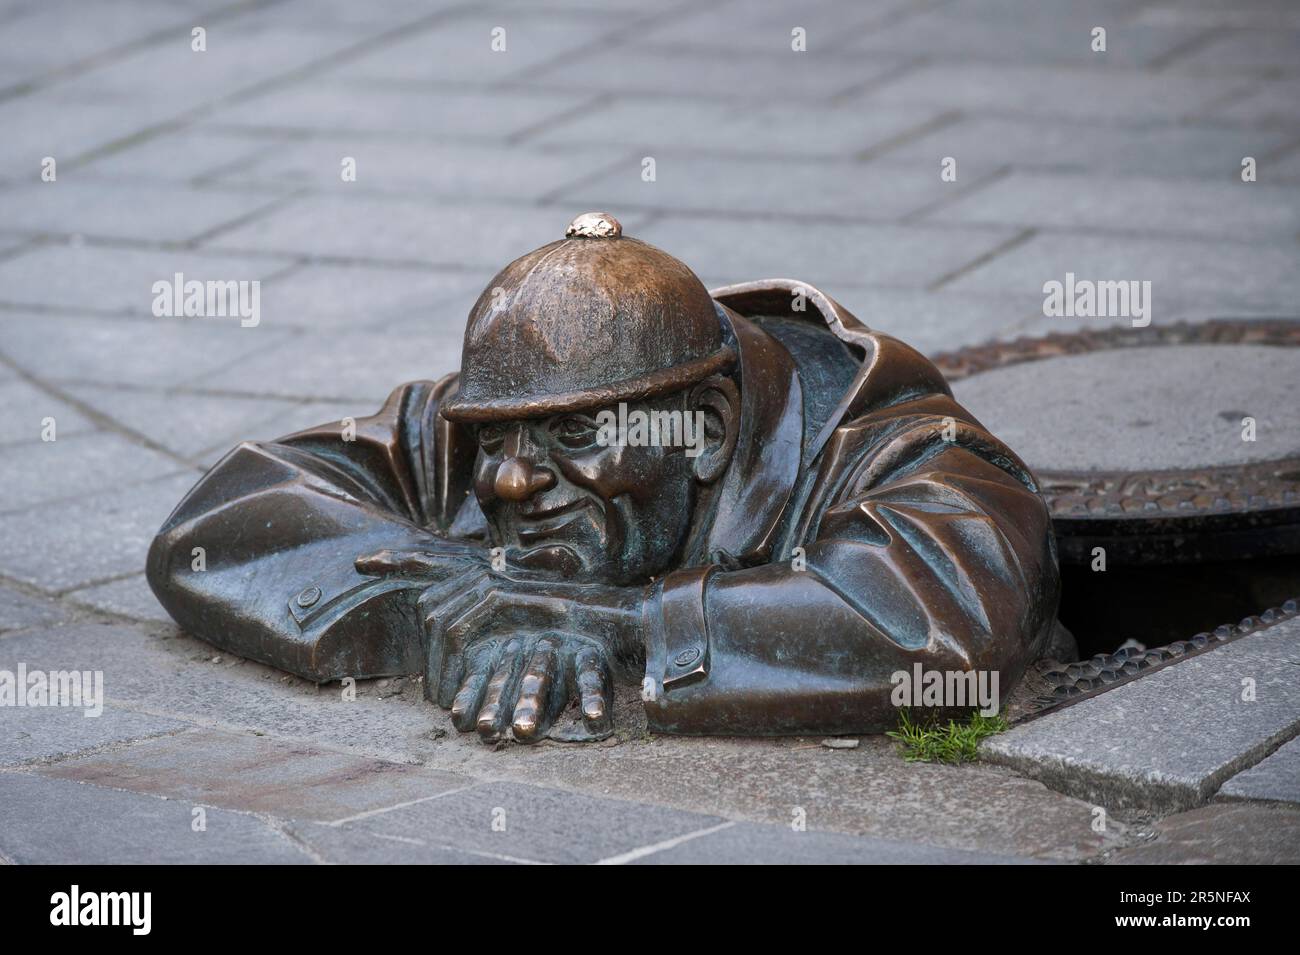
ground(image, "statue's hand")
xmin=421 ymin=577 xmax=647 ymax=743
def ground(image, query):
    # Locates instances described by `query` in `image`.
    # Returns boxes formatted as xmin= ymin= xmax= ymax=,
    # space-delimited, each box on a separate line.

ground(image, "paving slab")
xmin=205 ymin=82 xmax=592 ymax=141
xmin=0 ymin=772 xmax=314 ymax=864
xmin=526 ymin=45 xmax=907 ymax=102
xmin=205 ymin=197 xmax=643 ymax=271
xmin=0 ymin=584 xmax=74 ymax=635
xmin=879 ymin=115 xmax=1294 ymax=180
xmin=0 ymin=180 xmax=283 ymax=244
xmin=328 ymin=10 xmax=630 ymax=85
xmin=629 ymin=821 xmax=1034 ymax=865
xmin=983 ymin=615 xmax=1300 ymax=811
xmin=555 ymin=155 xmax=970 ymax=221
xmin=63 ymin=573 xmax=176 ymax=625
xmin=0 ymin=377 xmax=95 ymax=445
xmin=1205 ymin=78 xmax=1300 ymax=128
xmin=945 ymin=232 xmax=1300 ymax=318
xmin=0 ymin=704 xmax=190 ymax=767
xmin=631 ymin=0 xmax=917 ymax=54
xmin=1218 ymin=736 xmax=1300 ymax=805
xmin=213 ymin=138 xmax=632 ymax=205
xmin=846 ymin=6 xmax=1208 ymax=68
xmin=0 ymin=431 xmax=183 ymax=515
xmin=0 ymin=472 xmax=200 ymax=591
xmin=926 ymin=171 xmax=1300 ymax=241
xmin=637 ymin=215 xmax=1018 ymax=289
xmin=0 ymin=310 xmax=295 ymax=390
xmin=526 ymin=98 xmax=948 ymax=159
xmin=313 ymin=780 xmax=725 ymax=865
xmin=952 ymin=344 xmax=1300 ymax=473
xmin=0 ymin=245 xmax=286 ymax=315
xmin=41 ymin=728 xmax=472 ymax=823
xmin=1108 ymin=803 xmax=1300 ymax=864
xmin=862 ymin=63 xmax=1241 ymax=123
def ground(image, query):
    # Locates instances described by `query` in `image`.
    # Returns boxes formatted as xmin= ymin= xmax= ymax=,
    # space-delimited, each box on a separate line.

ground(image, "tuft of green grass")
xmin=886 ymin=709 xmax=1008 ymax=764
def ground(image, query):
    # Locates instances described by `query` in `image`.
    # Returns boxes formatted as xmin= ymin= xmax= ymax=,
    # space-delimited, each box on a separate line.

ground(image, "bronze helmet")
xmin=440 ymin=213 xmax=735 ymax=423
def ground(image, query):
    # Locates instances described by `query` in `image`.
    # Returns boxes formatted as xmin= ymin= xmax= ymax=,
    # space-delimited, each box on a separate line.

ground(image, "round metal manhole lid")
xmin=932 ymin=320 xmax=1300 ymax=563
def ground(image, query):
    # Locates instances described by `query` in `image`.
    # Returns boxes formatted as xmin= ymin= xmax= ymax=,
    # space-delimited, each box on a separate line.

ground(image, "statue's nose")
xmin=494 ymin=456 xmax=556 ymax=501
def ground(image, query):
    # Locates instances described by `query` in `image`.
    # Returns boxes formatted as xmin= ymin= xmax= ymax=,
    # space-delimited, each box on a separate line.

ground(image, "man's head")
xmin=441 ymin=214 xmax=740 ymax=583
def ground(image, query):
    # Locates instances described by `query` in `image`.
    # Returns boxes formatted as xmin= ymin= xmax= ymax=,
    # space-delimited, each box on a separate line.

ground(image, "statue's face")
xmin=472 ymin=393 xmax=701 ymax=584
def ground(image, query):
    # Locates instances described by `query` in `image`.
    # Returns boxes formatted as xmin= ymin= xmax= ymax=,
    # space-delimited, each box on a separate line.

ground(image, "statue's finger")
xmin=511 ymin=638 xmax=559 ymax=742
xmin=476 ymin=639 xmax=523 ymax=742
xmin=575 ymin=646 xmax=612 ymax=736
xmin=450 ymin=648 xmax=495 ymax=733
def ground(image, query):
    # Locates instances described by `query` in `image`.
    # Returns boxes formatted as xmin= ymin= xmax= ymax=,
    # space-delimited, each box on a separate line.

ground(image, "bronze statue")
xmin=148 ymin=213 xmax=1060 ymax=743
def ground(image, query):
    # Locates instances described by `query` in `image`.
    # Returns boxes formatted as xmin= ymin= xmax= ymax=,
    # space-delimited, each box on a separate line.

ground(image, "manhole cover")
xmin=935 ymin=320 xmax=1300 ymax=564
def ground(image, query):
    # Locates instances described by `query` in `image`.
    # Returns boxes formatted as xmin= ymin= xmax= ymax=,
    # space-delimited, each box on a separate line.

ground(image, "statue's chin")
xmin=512 ymin=543 xmax=587 ymax=578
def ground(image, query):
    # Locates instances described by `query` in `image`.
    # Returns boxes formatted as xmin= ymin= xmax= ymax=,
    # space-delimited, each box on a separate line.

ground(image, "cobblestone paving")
xmin=2 ymin=0 xmax=1298 ymax=863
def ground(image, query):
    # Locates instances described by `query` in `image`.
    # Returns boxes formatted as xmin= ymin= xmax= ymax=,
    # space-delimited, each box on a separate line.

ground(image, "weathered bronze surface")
xmin=147 ymin=213 xmax=1060 ymax=743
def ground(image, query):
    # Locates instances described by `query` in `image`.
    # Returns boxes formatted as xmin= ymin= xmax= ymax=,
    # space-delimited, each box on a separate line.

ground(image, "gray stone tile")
xmin=846 ymin=6 xmax=1208 ymax=67
xmin=636 ymin=215 xmax=1018 ymax=288
xmin=0 ymin=583 xmax=73 ymax=635
xmin=984 ymin=615 xmax=1300 ymax=811
xmin=212 ymin=137 xmax=631 ymax=203
xmin=862 ymin=63 xmax=1240 ymax=123
xmin=255 ymin=261 xmax=487 ymax=331
xmin=924 ymin=171 xmax=1300 ymax=241
xmin=63 ymin=573 xmax=174 ymax=625
xmin=527 ymin=45 xmax=907 ymax=102
xmin=946 ymin=232 xmax=1300 ymax=318
xmin=205 ymin=82 xmax=591 ymax=141
xmin=41 ymin=728 xmax=471 ymax=823
xmin=205 ymin=197 xmax=643 ymax=271
xmin=192 ymin=400 xmax=369 ymax=467
xmin=0 ymin=431 xmax=182 ymax=514
xmin=880 ymin=116 xmax=1292 ymax=180
xmin=1218 ymin=735 xmax=1300 ymax=805
xmin=527 ymin=97 xmax=947 ymax=159
xmin=555 ymin=155 xmax=960 ymax=221
xmin=0 ymin=244 xmax=286 ymax=315
xmin=187 ymin=325 xmax=463 ymax=402
xmin=0 ymin=772 xmax=314 ymax=864
xmin=1 ymin=704 xmax=190 ymax=767
xmin=0 ymin=472 xmax=200 ymax=590
xmin=0 ymin=623 xmax=452 ymax=764
xmin=1167 ymin=28 xmax=1300 ymax=73
xmin=628 ymin=821 xmax=1034 ymax=864
xmin=329 ymin=10 xmax=628 ymax=85
xmin=0 ymin=377 xmax=95 ymax=445
xmin=335 ymin=780 xmax=723 ymax=864
xmin=50 ymin=23 xmax=374 ymax=117
xmin=1207 ymin=79 xmax=1300 ymax=128
xmin=1136 ymin=0 xmax=1300 ymax=30
xmin=75 ymin=128 xmax=276 ymax=184
xmin=1109 ymin=803 xmax=1300 ymax=864
xmin=57 ymin=384 xmax=295 ymax=459
xmin=287 ymin=821 xmax=519 ymax=863
xmin=0 ymin=181 xmax=284 ymax=244
xmin=0 ymin=93 xmax=174 ymax=179
xmin=953 ymin=344 xmax=1300 ymax=474
xmin=631 ymin=0 xmax=918 ymax=54
xmin=0 ymin=310 xmax=295 ymax=389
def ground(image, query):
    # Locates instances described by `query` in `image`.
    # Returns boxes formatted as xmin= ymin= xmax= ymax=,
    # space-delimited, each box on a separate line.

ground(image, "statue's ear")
xmin=688 ymin=375 xmax=740 ymax=485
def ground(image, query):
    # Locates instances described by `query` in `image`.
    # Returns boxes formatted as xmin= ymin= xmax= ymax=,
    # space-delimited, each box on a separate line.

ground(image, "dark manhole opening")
xmin=1059 ymin=554 xmax=1300 ymax=658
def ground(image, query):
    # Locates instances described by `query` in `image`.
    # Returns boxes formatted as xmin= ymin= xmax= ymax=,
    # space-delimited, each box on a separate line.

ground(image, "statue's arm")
xmin=641 ymin=414 xmax=1061 ymax=736
xmin=146 ymin=376 xmax=482 ymax=681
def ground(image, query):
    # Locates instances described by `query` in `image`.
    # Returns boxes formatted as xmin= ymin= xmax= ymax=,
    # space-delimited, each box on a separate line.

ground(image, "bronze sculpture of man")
xmin=148 ymin=212 xmax=1060 ymax=743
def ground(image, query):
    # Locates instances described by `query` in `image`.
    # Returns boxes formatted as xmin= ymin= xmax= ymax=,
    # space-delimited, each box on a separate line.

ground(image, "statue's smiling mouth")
xmin=515 ymin=499 xmax=597 ymax=543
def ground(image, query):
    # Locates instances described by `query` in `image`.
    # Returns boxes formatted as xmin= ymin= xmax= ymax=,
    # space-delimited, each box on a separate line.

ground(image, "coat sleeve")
xmin=146 ymin=376 xmax=481 ymax=682
xmin=642 ymin=389 xmax=1061 ymax=736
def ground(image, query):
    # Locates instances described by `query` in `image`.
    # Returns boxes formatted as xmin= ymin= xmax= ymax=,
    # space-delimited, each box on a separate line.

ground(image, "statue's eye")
xmin=477 ymin=425 xmax=504 ymax=452
xmin=550 ymin=415 xmax=596 ymax=448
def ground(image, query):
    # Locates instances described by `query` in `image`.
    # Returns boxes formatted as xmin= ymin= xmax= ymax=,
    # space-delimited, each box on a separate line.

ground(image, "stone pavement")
xmin=2 ymin=0 xmax=1299 ymax=863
